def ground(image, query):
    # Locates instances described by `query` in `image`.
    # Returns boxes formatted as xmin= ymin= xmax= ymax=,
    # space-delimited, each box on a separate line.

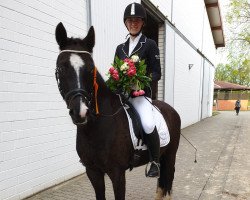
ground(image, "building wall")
xmin=0 ymin=0 xmax=218 ymax=199
xmin=173 ymin=34 xmax=203 ymax=128
xmin=157 ymin=24 xmax=165 ymax=101
xmin=0 ymin=1 xmax=88 ymax=199
xmin=216 ymin=100 xmax=249 ymax=111
xmin=172 ymin=0 xmax=205 ymax=50
xmin=91 ymin=0 xmax=140 ymax=78
xmin=164 ymin=24 xmax=175 ymax=107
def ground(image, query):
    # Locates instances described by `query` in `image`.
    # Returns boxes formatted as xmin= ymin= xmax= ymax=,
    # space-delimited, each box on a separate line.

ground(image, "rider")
xmin=114 ymin=2 xmax=161 ymax=177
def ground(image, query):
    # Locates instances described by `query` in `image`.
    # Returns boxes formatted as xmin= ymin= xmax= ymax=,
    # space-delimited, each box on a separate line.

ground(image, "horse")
xmin=55 ymin=22 xmax=181 ymax=200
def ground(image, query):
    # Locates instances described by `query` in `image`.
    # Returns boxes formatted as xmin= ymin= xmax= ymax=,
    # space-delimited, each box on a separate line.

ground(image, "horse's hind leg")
xmin=86 ymin=167 xmax=106 ymax=200
xmin=155 ymin=154 xmax=176 ymax=200
xmin=107 ymin=169 xmax=126 ymax=200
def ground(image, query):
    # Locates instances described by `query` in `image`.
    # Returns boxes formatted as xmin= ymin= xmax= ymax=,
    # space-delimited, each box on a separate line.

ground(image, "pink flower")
xmin=124 ymin=58 xmax=131 ymax=63
xmin=138 ymin=90 xmax=145 ymax=95
xmin=133 ymin=91 xmax=140 ymax=97
xmin=127 ymin=65 xmax=136 ymax=77
xmin=124 ymin=58 xmax=135 ymax=69
xmin=112 ymin=69 xmax=118 ymax=74
xmin=109 ymin=66 xmax=115 ymax=73
xmin=112 ymin=73 xmax=119 ymax=81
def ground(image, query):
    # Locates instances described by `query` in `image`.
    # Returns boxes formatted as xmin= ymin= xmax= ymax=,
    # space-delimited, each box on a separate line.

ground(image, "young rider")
xmin=114 ymin=3 xmax=161 ymax=177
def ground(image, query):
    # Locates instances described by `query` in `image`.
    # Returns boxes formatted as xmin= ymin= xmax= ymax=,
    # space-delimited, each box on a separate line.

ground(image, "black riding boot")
xmin=145 ymin=127 xmax=160 ymax=177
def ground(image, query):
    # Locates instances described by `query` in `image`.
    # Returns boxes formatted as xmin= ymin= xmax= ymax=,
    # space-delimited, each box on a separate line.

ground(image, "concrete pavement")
xmin=25 ymin=111 xmax=250 ymax=200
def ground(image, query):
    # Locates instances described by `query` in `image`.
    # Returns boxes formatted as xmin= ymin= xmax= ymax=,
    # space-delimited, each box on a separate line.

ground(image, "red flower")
xmin=127 ymin=66 xmax=136 ymax=77
xmin=106 ymin=56 xmax=151 ymax=95
xmin=109 ymin=66 xmax=115 ymax=73
xmin=112 ymin=73 xmax=119 ymax=81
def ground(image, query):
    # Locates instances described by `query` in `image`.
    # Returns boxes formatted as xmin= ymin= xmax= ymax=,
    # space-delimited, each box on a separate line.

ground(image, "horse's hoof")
xmin=155 ymin=187 xmax=164 ymax=200
xmin=163 ymin=194 xmax=172 ymax=200
xmin=163 ymin=191 xmax=172 ymax=200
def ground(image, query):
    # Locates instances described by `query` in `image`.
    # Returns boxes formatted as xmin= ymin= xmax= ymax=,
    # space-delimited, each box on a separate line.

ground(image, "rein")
xmin=93 ymin=66 xmax=99 ymax=115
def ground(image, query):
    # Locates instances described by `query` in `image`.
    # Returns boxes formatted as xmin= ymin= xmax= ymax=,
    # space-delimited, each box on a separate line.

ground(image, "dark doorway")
xmin=141 ymin=9 xmax=160 ymax=99
xmin=142 ymin=12 xmax=159 ymax=45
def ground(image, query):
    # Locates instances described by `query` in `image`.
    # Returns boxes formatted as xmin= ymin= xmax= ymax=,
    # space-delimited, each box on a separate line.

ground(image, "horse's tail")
xmin=154 ymin=101 xmax=181 ymax=199
xmin=158 ymin=150 xmax=177 ymax=197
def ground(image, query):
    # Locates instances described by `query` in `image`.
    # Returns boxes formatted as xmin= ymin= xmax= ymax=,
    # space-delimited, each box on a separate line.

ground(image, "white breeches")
xmin=129 ymin=96 xmax=155 ymax=134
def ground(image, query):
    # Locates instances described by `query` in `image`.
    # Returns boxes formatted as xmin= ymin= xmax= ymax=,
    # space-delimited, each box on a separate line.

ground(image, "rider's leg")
xmin=129 ymin=96 xmax=160 ymax=177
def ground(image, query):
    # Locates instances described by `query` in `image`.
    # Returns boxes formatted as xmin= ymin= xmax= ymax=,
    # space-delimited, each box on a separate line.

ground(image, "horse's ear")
xmin=84 ymin=26 xmax=95 ymax=52
xmin=55 ymin=22 xmax=67 ymax=49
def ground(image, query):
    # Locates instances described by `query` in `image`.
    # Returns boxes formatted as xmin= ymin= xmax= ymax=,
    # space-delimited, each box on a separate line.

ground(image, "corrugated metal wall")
xmin=0 ymin=1 xmax=88 ymax=199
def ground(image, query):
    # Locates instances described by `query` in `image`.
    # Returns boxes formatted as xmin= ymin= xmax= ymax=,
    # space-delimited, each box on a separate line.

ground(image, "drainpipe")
xmin=171 ymin=0 xmax=174 ymax=22
xmin=87 ymin=0 xmax=92 ymax=28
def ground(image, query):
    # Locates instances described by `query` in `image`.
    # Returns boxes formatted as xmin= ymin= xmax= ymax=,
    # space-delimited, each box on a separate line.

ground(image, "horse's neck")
xmin=95 ymin=72 xmax=121 ymax=111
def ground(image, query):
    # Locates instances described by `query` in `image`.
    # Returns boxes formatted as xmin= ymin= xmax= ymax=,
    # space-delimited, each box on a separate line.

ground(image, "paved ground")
xmin=25 ymin=111 xmax=250 ymax=200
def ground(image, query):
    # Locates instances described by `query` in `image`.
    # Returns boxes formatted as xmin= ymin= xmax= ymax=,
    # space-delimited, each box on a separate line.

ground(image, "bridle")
xmin=55 ymin=49 xmax=124 ymax=118
xmin=55 ymin=50 xmax=98 ymax=114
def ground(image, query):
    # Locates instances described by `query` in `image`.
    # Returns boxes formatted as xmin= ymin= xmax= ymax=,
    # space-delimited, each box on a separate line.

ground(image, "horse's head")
xmin=55 ymin=22 xmax=95 ymax=125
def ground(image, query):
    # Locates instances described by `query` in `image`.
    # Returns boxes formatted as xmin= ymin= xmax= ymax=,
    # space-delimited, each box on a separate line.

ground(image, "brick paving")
xmin=25 ymin=111 xmax=250 ymax=200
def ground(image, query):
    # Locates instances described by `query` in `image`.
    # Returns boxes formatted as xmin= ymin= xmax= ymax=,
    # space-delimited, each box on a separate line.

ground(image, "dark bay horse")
xmin=55 ymin=22 xmax=181 ymax=200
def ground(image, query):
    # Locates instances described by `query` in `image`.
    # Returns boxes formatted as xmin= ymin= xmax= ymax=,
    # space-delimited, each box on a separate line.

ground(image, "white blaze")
xmin=70 ymin=54 xmax=88 ymax=117
xmin=79 ymin=100 xmax=88 ymax=118
xmin=70 ymin=54 xmax=84 ymax=87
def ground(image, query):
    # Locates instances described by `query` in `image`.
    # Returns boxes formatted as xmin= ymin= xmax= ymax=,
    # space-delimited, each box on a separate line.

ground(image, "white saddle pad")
xmin=123 ymin=104 xmax=170 ymax=150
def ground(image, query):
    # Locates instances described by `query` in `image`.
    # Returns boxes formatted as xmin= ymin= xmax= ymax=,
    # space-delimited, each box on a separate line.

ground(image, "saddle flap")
xmin=124 ymin=101 xmax=144 ymax=141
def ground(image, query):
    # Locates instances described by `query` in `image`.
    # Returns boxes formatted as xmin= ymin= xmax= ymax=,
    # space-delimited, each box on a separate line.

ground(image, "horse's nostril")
xmin=69 ymin=109 xmax=73 ymax=115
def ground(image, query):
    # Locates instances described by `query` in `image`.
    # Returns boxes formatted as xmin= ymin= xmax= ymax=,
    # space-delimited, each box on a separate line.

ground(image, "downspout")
xmin=200 ymin=58 xmax=205 ymax=120
xmin=171 ymin=0 xmax=174 ymax=22
xmin=86 ymin=0 xmax=92 ymax=28
xmin=173 ymin=31 xmax=176 ymax=107
xmin=199 ymin=5 xmax=206 ymax=120
xmin=163 ymin=24 xmax=167 ymax=101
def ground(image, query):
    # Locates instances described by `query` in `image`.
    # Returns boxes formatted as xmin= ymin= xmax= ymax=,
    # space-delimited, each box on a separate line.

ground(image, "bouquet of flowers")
xmin=106 ymin=55 xmax=151 ymax=97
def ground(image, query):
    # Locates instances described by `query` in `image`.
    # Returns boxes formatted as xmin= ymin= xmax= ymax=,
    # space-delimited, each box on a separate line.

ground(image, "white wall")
xmin=148 ymin=0 xmax=172 ymax=20
xmin=164 ymin=23 xmax=175 ymax=106
xmin=0 ymin=1 xmax=88 ymax=199
xmin=201 ymin=8 xmax=217 ymax=62
xmin=91 ymin=0 xmax=140 ymax=78
xmin=172 ymin=0 xmax=205 ymax=50
xmin=0 ymin=0 xmax=218 ymax=199
xmin=173 ymin=35 xmax=203 ymax=128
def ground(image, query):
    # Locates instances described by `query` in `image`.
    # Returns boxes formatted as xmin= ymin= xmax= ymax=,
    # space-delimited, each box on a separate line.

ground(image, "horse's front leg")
xmin=107 ymin=169 xmax=126 ymax=200
xmin=86 ymin=167 xmax=106 ymax=200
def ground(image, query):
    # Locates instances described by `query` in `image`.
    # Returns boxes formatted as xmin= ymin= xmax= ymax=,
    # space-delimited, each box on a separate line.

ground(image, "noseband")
xmin=55 ymin=50 xmax=99 ymax=114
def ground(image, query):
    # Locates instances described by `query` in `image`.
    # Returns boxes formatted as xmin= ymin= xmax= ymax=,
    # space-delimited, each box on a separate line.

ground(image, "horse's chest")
xmin=76 ymin=136 xmax=109 ymax=168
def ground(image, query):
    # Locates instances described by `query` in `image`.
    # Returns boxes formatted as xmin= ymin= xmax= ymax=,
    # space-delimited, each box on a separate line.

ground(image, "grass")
xmin=212 ymin=111 xmax=220 ymax=116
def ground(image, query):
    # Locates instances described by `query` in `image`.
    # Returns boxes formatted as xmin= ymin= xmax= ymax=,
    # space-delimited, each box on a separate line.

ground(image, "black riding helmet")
xmin=124 ymin=3 xmax=147 ymax=36
xmin=123 ymin=3 xmax=147 ymax=23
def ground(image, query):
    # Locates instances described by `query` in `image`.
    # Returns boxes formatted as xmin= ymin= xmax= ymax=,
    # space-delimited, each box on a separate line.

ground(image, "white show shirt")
xmin=128 ymin=33 xmax=142 ymax=56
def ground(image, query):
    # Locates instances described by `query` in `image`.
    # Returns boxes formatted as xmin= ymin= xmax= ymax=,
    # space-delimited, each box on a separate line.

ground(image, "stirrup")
xmin=145 ymin=161 xmax=160 ymax=178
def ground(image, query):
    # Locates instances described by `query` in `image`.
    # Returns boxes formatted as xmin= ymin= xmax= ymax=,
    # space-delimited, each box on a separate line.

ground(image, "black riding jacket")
xmin=114 ymin=34 xmax=161 ymax=98
xmin=114 ymin=34 xmax=161 ymax=82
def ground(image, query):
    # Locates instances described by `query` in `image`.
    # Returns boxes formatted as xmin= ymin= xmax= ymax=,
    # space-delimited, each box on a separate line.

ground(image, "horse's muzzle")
xmin=69 ymin=109 xmax=88 ymax=126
